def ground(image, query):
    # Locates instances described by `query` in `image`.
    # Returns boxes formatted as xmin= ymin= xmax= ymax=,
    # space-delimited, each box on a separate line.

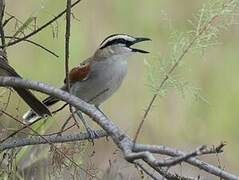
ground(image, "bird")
xmin=0 ymin=51 xmax=51 ymax=117
xmin=23 ymin=34 xmax=151 ymax=124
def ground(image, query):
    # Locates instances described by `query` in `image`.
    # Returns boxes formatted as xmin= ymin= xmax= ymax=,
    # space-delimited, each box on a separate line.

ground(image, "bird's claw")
xmin=86 ymin=127 xmax=99 ymax=145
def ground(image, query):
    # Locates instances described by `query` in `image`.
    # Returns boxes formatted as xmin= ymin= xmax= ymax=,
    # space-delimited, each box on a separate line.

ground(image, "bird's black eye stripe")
xmin=100 ymin=38 xmax=131 ymax=49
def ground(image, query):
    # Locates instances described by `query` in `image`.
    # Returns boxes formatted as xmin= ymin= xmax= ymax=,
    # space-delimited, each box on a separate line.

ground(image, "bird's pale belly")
xmin=70 ymin=59 xmax=127 ymax=106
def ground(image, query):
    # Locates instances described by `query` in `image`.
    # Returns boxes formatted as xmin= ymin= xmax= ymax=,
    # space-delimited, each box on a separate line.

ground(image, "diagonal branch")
xmin=135 ymin=161 xmax=195 ymax=180
xmin=4 ymin=36 xmax=59 ymax=57
xmin=133 ymin=0 xmax=237 ymax=145
xmin=2 ymin=0 xmax=82 ymax=48
xmin=0 ymin=76 xmax=238 ymax=179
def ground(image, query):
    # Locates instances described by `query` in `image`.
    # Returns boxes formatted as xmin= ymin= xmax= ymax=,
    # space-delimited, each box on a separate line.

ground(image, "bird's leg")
xmin=76 ymin=110 xmax=98 ymax=143
xmin=95 ymin=105 xmax=109 ymax=141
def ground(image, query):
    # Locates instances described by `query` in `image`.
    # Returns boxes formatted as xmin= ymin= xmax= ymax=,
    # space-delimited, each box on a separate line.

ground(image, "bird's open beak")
xmin=129 ymin=37 xmax=151 ymax=53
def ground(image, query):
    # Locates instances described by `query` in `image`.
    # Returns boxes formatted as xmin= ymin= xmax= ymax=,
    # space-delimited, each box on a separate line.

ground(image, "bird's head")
xmin=94 ymin=34 xmax=151 ymax=60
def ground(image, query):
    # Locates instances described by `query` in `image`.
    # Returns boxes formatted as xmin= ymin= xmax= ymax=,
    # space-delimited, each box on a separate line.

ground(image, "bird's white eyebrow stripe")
xmin=99 ymin=34 xmax=135 ymax=48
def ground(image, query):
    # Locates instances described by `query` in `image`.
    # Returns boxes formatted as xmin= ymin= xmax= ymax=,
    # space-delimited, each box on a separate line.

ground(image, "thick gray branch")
xmin=0 ymin=76 xmax=238 ymax=180
xmin=0 ymin=130 xmax=107 ymax=151
xmin=134 ymin=144 xmax=239 ymax=180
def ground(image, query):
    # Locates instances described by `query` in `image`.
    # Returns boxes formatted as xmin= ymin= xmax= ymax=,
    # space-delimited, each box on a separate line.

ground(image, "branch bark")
xmin=0 ymin=76 xmax=238 ymax=180
xmin=0 ymin=130 xmax=107 ymax=151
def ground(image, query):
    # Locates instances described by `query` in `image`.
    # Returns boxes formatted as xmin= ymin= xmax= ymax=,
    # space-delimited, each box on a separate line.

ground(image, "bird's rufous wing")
xmin=65 ymin=61 xmax=91 ymax=83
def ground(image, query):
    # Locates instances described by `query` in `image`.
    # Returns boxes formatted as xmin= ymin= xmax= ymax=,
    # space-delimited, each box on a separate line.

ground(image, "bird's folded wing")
xmin=65 ymin=61 xmax=91 ymax=83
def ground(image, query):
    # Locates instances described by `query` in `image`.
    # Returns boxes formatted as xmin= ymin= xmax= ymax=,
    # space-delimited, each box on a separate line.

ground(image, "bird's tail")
xmin=14 ymin=87 xmax=51 ymax=120
xmin=22 ymin=95 xmax=60 ymax=124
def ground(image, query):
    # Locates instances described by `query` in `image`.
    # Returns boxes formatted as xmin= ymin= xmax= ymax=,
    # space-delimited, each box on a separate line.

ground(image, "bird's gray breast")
xmin=70 ymin=57 xmax=128 ymax=106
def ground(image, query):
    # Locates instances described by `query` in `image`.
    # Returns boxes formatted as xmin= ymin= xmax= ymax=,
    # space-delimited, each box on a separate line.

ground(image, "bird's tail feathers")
xmin=22 ymin=109 xmax=41 ymax=124
xmin=15 ymin=87 xmax=51 ymax=117
xmin=22 ymin=95 xmax=60 ymax=124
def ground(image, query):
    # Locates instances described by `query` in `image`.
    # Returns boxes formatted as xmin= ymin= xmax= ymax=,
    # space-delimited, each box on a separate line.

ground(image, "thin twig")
xmin=0 ymin=0 xmax=6 ymax=54
xmin=2 ymin=15 xmax=13 ymax=27
xmin=0 ymin=88 xmax=11 ymax=115
xmin=44 ymin=123 xmax=76 ymax=136
xmin=0 ymin=110 xmax=100 ymax=179
xmin=3 ymin=36 xmax=59 ymax=57
xmin=0 ymin=116 xmax=42 ymax=144
xmin=60 ymin=111 xmax=74 ymax=132
xmin=1 ymin=102 xmax=73 ymax=144
xmin=134 ymin=161 xmax=159 ymax=180
xmin=5 ymin=12 xmax=36 ymax=31
xmin=65 ymin=0 xmax=71 ymax=92
xmin=148 ymin=164 xmax=195 ymax=180
xmin=52 ymin=103 xmax=68 ymax=114
xmin=133 ymin=1 xmax=229 ymax=146
xmin=135 ymin=160 xmax=195 ymax=180
xmin=64 ymin=0 xmax=79 ymax=129
xmin=2 ymin=0 xmax=82 ymax=48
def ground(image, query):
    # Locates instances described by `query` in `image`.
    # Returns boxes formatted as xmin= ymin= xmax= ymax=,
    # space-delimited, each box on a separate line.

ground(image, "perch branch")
xmin=0 ymin=77 xmax=238 ymax=179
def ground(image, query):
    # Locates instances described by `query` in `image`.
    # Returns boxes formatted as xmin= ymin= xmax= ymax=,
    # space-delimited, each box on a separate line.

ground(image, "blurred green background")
xmin=1 ymin=0 xmax=239 ymax=178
